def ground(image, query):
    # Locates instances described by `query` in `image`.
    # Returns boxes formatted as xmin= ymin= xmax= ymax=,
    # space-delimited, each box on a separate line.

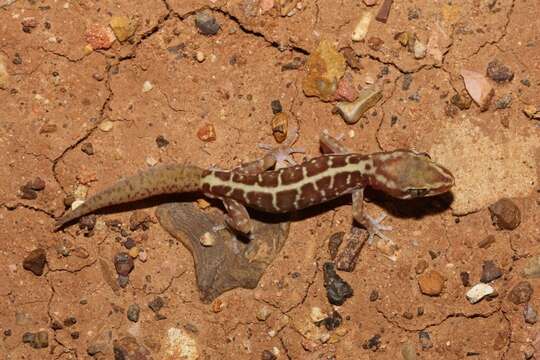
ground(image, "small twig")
xmin=375 ymin=0 xmax=393 ymax=23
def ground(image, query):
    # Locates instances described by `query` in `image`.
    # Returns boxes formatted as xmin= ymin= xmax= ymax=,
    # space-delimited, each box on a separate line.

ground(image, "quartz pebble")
xmin=196 ymin=51 xmax=205 ymax=62
xmin=98 ymin=120 xmax=113 ymax=132
xmin=336 ymin=85 xmax=382 ymax=124
xmin=199 ymin=232 xmax=216 ymax=247
xmin=352 ymin=12 xmax=373 ymax=42
xmin=142 ymin=80 xmax=153 ymax=93
xmin=466 ymin=283 xmax=494 ymax=304
xmin=256 ymin=306 xmax=272 ymax=321
xmin=85 ymin=24 xmax=116 ymax=50
xmin=310 ymin=307 xmax=326 ymax=323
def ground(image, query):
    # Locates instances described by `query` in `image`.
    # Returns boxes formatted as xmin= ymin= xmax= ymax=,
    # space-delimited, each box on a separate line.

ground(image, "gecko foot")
xmin=257 ymin=143 xmax=305 ymax=168
xmin=364 ymin=213 xmax=393 ymax=244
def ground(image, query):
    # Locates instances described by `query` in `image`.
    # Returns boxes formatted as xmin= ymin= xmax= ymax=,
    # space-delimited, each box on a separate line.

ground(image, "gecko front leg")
xmin=351 ymin=188 xmax=393 ymax=244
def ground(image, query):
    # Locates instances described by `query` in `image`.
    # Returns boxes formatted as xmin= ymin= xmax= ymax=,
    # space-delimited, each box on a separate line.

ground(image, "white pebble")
xmin=71 ymin=199 xmax=85 ymax=211
xmin=98 ymin=120 xmax=114 ymax=132
xmin=310 ymin=306 xmax=326 ymax=323
xmin=145 ymin=156 xmax=158 ymax=167
xmin=352 ymin=12 xmax=373 ymax=42
xmin=466 ymin=283 xmax=494 ymax=304
xmin=196 ymin=51 xmax=205 ymax=63
xmin=142 ymin=80 xmax=153 ymax=93
xmin=414 ymin=40 xmax=427 ymax=59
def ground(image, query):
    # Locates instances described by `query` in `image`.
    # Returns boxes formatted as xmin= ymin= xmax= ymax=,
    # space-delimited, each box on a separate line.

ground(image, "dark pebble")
xmin=195 ymin=12 xmax=220 ymax=36
xmin=460 ymin=271 xmax=470 ymax=287
xmin=63 ymin=316 xmax=77 ymax=327
xmin=70 ymin=331 xmax=79 ymax=339
xmin=417 ymin=307 xmax=424 ymax=316
xmin=13 ymin=53 xmax=22 ymax=65
xmin=480 ymin=260 xmax=503 ymax=283
xmin=117 ymin=275 xmax=129 ymax=288
xmin=114 ymin=252 xmax=134 ymax=276
xmin=419 ymin=330 xmax=433 ymax=350
xmin=281 ymin=57 xmax=304 ymax=71
xmin=323 ymin=262 xmax=353 ymax=306
xmin=508 ymin=281 xmax=533 ymax=305
xmin=408 ymin=7 xmax=420 ymax=20
xmin=79 ymin=214 xmax=97 ymax=231
xmin=270 ymin=100 xmax=282 ymax=114
xmin=155 ymin=313 xmax=167 ymax=321
xmin=408 ymin=92 xmax=420 ymax=102
xmin=18 ymin=185 xmax=37 ymax=200
xmin=367 ymin=37 xmax=384 ymax=51
xmin=450 ymin=90 xmax=472 ymax=110
xmin=486 ymin=59 xmax=514 ymax=82
xmin=402 ymin=74 xmax=413 ymax=90
xmin=261 ymin=350 xmax=277 ymax=360
xmin=22 ymin=332 xmax=35 ymax=344
xmin=363 ymin=334 xmax=381 ymax=351
xmin=521 ymin=79 xmax=531 ymax=87
xmin=495 ymin=94 xmax=512 ymax=109
xmin=81 ymin=142 xmax=94 ymax=155
xmin=184 ymin=323 xmax=199 ymax=333
xmin=390 ymin=115 xmax=399 ymax=126
xmin=124 ymin=238 xmax=136 ymax=249
xmin=24 ymin=330 xmax=48 ymax=349
xmin=148 ymin=296 xmax=165 ymax=313
xmin=4 ymin=329 xmax=12 ymax=336
xmin=478 ymin=235 xmax=495 ymax=249
xmin=155 ymin=135 xmax=169 ymax=148
xmin=489 ymin=198 xmax=521 ymax=230
xmin=51 ymin=320 xmax=63 ymax=330
xmin=322 ymin=310 xmax=342 ymax=331
xmin=129 ymin=210 xmax=152 ymax=231
xmin=369 ymin=290 xmax=379 ymax=302
xmin=23 ymin=248 xmax=47 ymax=276
xmin=328 ymin=232 xmax=344 ymax=260
xmin=524 ymin=304 xmax=538 ymax=324
xmin=127 ymin=304 xmax=140 ymax=322
xmin=402 ymin=311 xmax=413 ymax=320
xmin=28 ymin=177 xmax=45 ymax=191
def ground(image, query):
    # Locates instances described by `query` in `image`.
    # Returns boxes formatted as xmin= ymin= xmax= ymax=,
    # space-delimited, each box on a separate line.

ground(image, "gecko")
xmin=54 ymin=133 xmax=454 ymax=241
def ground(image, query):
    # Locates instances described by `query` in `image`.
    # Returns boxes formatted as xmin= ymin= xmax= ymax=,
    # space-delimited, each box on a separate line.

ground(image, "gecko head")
xmin=370 ymin=150 xmax=455 ymax=199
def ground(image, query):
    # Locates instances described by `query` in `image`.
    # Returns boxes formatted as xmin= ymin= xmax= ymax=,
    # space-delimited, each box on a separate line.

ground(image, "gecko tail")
xmin=54 ymin=164 xmax=204 ymax=230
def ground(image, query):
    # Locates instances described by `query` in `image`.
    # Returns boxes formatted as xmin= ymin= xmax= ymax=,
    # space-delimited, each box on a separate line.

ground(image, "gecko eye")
xmin=407 ymin=188 xmax=428 ymax=198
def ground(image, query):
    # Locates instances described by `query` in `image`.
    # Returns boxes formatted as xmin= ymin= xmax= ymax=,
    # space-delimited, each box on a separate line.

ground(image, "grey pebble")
xmin=195 ymin=12 xmax=220 ymax=36
xmin=480 ymin=260 xmax=502 ymax=283
xmin=127 ymin=304 xmax=140 ymax=322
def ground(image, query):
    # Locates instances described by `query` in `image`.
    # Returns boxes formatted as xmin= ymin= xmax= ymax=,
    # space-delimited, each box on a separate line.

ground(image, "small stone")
xmin=524 ymin=303 xmax=538 ymax=324
xmin=270 ymin=100 xmax=282 ymax=114
xmin=23 ymin=248 xmax=47 ymax=276
xmin=18 ymin=184 xmax=37 ymax=200
xmin=4 ymin=329 xmax=12 ymax=336
xmin=466 ymin=283 xmax=495 ymax=304
xmin=199 ymin=232 xmax=216 ymax=247
xmin=323 ymin=262 xmax=353 ymax=305
xmin=117 ymin=275 xmax=129 ymax=288
xmin=110 ymin=16 xmax=136 ymax=42
xmin=145 ymin=156 xmax=158 ymax=167
xmin=195 ymin=51 xmax=205 ymax=62
xmin=417 ymin=307 xmax=424 ymax=316
xmin=419 ymin=331 xmax=433 ymax=350
xmin=495 ymin=94 xmax=512 ymax=109
xmin=195 ymin=12 xmax=220 ymax=36
xmin=155 ymin=135 xmax=169 ymax=148
xmin=460 ymin=271 xmax=470 ymax=287
xmin=336 ymin=85 xmax=382 ymax=124
xmin=402 ymin=311 xmax=413 ymax=320
xmin=369 ymin=289 xmax=379 ymax=302
xmin=367 ymin=37 xmax=384 ymax=51
xmin=63 ymin=316 xmax=77 ymax=327
xmin=417 ymin=270 xmax=445 ymax=296
xmin=402 ymin=74 xmax=413 ymax=90
xmin=302 ymin=40 xmax=346 ymax=101
xmin=478 ymin=235 xmax=495 ymax=249
xmin=128 ymin=247 xmax=140 ymax=258
xmin=27 ymin=177 xmax=45 ymax=191
xmin=22 ymin=332 xmax=35 ymax=344
xmin=363 ymin=334 xmax=381 ymax=351
xmin=524 ymin=256 xmax=540 ymax=278
xmin=523 ymin=105 xmax=540 ymax=120
xmin=113 ymin=252 xmax=134 ymax=276
xmin=92 ymin=72 xmax=104 ymax=81
xmin=450 ymin=89 xmax=473 ymax=110
xmin=461 ymin=69 xmax=495 ymax=111
xmin=271 ymin=112 xmax=288 ymax=143
xmin=328 ymin=232 xmax=344 ymax=260
xmin=81 ymin=142 xmax=94 ymax=155
xmin=197 ymin=123 xmax=216 ymax=142
xmin=139 ymin=250 xmax=148 ymax=262
xmin=129 ymin=210 xmax=152 ymax=231
xmin=127 ymin=304 xmax=140 ymax=322
xmin=261 ymin=350 xmax=277 ymax=360
xmin=142 ymin=80 xmax=153 ymax=93
xmin=334 ymin=75 xmax=358 ymax=102
xmin=508 ymin=281 xmax=533 ymax=305
xmin=85 ymin=23 xmax=116 ymax=50
xmin=70 ymin=331 xmax=80 ymax=339
xmin=480 ymin=260 xmax=503 ymax=283
xmin=341 ymin=47 xmax=362 ymax=70
xmin=352 ymin=12 xmax=373 ymax=42
xmin=413 ymin=39 xmax=427 ymax=59
xmin=486 ymin=59 xmax=514 ymax=83
xmin=521 ymin=79 xmax=531 ymax=87
xmin=0 ymin=55 xmax=8 ymax=89
xmin=414 ymin=260 xmax=428 ymax=274
xmin=148 ymin=296 xmax=165 ymax=313
xmin=489 ymin=198 xmax=521 ymax=230
xmin=31 ymin=331 xmax=48 ymax=349
xmin=256 ymin=306 xmax=272 ymax=321
xmin=321 ymin=310 xmax=342 ymax=331
xmin=310 ymin=307 xmax=327 ymax=323
xmin=401 ymin=341 xmax=416 ymax=360
xmin=98 ymin=120 xmax=114 ymax=132
xmin=79 ymin=215 xmax=96 ymax=232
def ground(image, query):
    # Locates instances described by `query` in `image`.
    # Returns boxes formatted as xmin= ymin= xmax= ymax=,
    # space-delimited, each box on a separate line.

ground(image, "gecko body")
xmin=54 ymin=148 xmax=454 ymax=236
